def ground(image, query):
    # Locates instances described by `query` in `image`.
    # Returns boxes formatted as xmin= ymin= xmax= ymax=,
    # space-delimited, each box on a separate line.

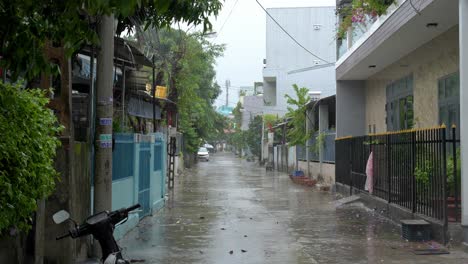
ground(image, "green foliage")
xmin=232 ymin=102 xmax=243 ymax=130
xmin=0 ymin=0 xmax=223 ymax=82
xmin=228 ymin=130 xmax=247 ymax=151
xmin=148 ymin=28 xmax=225 ymax=153
xmin=311 ymin=132 xmax=326 ymax=155
xmin=246 ymin=115 xmax=263 ymax=158
xmin=284 ymin=84 xmax=311 ymax=146
xmin=414 ymin=159 xmax=432 ymax=186
xmin=414 ymin=147 xmax=461 ymax=196
xmin=447 ymin=148 xmax=461 ymax=196
xmin=336 ymin=0 xmax=396 ymax=39
xmin=0 ymin=83 xmax=62 ymax=232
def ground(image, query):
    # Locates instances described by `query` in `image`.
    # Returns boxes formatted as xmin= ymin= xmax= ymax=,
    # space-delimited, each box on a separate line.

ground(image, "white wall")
xmin=241 ymin=95 xmax=265 ymax=130
xmin=266 ymin=7 xmax=336 ymax=70
xmin=262 ymin=7 xmax=337 ymax=115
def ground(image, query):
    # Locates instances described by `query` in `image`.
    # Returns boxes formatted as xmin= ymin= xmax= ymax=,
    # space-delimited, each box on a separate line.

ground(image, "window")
xmin=439 ymin=73 xmax=460 ymax=135
xmin=386 ymin=75 xmax=414 ymax=131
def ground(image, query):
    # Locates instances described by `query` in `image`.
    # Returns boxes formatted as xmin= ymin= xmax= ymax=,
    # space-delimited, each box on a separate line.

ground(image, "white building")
xmin=262 ymin=6 xmax=337 ymax=115
xmin=241 ymin=95 xmax=264 ymax=131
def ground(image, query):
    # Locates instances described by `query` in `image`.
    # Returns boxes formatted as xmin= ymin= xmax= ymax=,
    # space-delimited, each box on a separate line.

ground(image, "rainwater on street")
xmin=121 ymin=153 xmax=468 ymax=264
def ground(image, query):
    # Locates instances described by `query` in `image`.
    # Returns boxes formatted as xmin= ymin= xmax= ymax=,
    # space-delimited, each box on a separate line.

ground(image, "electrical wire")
xmin=214 ymin=0 xmax=240 ymax=41
xmin=254 ymin=0 xmax=332 ymax=64
xmin=409 ymin=0 xmax=421 ymax=15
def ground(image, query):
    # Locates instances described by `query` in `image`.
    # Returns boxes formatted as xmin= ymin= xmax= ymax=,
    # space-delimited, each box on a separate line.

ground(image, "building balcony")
xmin=336 ymin=0 xmax=458 ymax=80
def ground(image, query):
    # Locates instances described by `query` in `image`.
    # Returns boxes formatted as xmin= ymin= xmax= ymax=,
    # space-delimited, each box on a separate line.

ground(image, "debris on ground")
xmin=241 ymin=249 xmax=247 ymax=253
xmin=229 ymin=250 xmax=234 ymax=255
xmin=289 ymin=175 xmax=317 ymax=187
xmin=411 ymin=241 xmax=450 ymax=255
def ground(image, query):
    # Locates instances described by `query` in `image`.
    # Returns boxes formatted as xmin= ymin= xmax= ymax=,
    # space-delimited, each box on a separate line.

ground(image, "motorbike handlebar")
xmin=125 ymin=203 xmax=141 ymax=213
xmin=55 ymin=204 xmax=141 ymax=240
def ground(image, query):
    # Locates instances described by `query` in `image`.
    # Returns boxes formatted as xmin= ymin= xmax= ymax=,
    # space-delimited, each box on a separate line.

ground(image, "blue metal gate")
xmin=138 ymin=142 xmax=151 ymax=217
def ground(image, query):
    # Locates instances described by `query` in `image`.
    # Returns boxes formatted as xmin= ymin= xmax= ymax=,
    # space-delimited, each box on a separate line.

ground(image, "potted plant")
xmin=446 ymin=148 xmax=461 ymax=221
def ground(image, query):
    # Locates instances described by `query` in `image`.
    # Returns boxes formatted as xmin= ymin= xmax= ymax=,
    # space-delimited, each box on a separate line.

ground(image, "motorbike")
xmin=52 ymin=204 xmax=141 ymax=264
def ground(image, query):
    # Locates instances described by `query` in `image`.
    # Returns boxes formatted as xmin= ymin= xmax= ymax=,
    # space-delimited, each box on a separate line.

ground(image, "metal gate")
xmin=138 ymin=142 xmax=151 ymax=217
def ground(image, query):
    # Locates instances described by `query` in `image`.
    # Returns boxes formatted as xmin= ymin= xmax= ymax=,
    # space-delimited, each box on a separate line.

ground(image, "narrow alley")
xmin=120 ymin=153 xmax=467 ymax=264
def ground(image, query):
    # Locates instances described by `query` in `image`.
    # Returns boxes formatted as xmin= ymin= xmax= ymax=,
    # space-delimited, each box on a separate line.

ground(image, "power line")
xmin=215 ymin=0 xmax=240 ymax=41
xmin=254 ymin=0 xmax=332 ymax=64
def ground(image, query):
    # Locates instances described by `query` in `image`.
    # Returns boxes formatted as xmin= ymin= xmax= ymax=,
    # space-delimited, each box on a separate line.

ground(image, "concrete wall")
xmin=263 ymin=7 xmax=337 ymax=115
xmin=365 ymin=26 xmax=459 ymax=132
xmin=336 ymin=80 xmax=366 ymax=137
xmin=266 ymin=7 xmax=336 ymax=70
xmin=241 ymin=96 xmax=264 ymax=130
xmin=298 ymin=161 xmax=335 ymax=185
xmin=111 ymin=177 xmax=138 ymax=240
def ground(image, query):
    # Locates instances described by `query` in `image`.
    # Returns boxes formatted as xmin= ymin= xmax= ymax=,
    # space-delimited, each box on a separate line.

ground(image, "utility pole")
xmin=225 ymin=79 xmax=230 ymax=106
xmin=94 ymin=14 xmax=115 ymax=216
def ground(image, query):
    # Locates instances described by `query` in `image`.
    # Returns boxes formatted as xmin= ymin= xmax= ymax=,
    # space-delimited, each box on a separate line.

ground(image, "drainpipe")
xmin=459 ymin=0 xmax=468 ymax=244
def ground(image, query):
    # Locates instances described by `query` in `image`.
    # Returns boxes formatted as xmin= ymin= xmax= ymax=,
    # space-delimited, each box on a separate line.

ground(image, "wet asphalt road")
xmin=121 ymin=152 xmax=468 ymax=264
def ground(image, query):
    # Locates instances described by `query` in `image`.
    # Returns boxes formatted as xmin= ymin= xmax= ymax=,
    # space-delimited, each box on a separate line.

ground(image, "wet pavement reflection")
xmin=121 ymin=153 xmax=468 ymax=263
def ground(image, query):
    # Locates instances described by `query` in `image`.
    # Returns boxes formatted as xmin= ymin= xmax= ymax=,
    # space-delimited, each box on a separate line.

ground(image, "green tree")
xmin=0 ymin=0 xmax=223 ymax=82
xmin=138 ymin=28 xmax=225 ymax=153
xmin=246 ymin=115 xmax=263 ymax=158
xmin=284 ymin=84 xmax=311 ymax=146
xmin=0 ymin=83 xmax=62 ymax=232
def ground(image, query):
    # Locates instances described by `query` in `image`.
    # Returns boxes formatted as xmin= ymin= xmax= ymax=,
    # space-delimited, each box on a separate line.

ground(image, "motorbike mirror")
xmin=52 ymin=210 xmax=70 ymax=224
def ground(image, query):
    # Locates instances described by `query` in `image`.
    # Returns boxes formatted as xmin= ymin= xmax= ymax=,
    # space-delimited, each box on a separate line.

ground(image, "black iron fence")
xmin=336 ymin=126 xmax=461 ymax=226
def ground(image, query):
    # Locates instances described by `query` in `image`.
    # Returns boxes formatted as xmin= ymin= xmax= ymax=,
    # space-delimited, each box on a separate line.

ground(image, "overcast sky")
xmin=207 ymin=0 xmax=336 ymax=107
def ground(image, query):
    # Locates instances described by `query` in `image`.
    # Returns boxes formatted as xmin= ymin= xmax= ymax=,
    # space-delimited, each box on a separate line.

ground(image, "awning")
xmin=79 ymin=37 xmax=153 ymax=68
xmin=127 ymin=97 xmax=161 ymax=120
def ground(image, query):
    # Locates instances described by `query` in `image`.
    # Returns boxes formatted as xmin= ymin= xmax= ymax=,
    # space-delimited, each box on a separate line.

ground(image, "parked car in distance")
xmin=197 ymin=147 xmax=210 ymax=161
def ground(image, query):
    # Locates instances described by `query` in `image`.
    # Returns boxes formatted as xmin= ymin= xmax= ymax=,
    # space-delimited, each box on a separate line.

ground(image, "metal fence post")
xmin=349 ymin=139 xmax=353 ymax=196
xmin=387 ymin=134 xmax=391 ymax=203
xmin=411 ymin=131 xmax=416 ymax=213
xmin=452 ymin=126 xmax=459 ymax=222
xmin=442 ymin=127 xmax=448 ymax=244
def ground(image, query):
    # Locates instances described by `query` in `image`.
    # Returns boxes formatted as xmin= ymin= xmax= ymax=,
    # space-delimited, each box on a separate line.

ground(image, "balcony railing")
xmin=337 ymin=14 xmax=377 ymax=59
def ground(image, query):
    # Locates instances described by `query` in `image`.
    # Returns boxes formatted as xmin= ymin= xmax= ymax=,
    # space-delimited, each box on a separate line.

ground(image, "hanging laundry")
xmin=365 ymin=151 xmax=374 ymax=194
